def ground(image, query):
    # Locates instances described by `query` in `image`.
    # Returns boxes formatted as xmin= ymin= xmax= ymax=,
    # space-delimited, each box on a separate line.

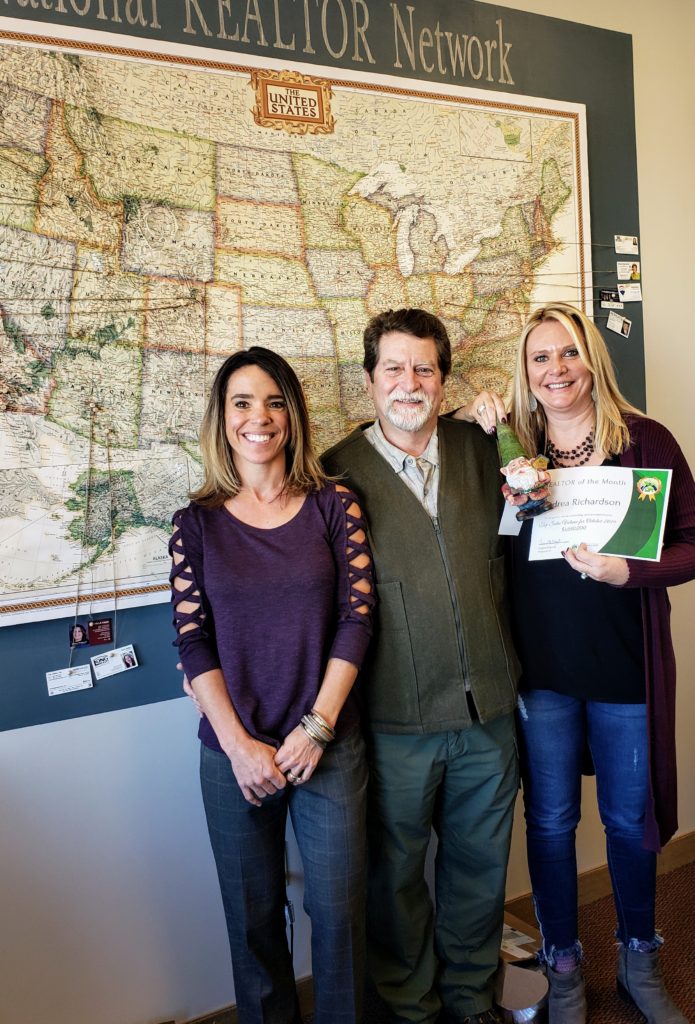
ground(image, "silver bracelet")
xmin=309 ymin=708 xmax=336 ymax=739
xmin=300 ymin=716 xmax=328 ymax=749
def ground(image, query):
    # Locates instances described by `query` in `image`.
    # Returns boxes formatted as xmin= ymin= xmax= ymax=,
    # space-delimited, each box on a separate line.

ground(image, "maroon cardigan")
xmin=618 ymin=415 xmax=695 ymax=851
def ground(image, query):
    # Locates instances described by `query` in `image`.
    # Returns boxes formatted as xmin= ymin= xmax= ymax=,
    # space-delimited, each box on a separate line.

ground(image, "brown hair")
xmin=510 ymin=302 xmax=642 ymax=457
xmin=363 ymin=308 xmax=452 ymax=381
xmin=190 ymin=347 xmax=328 ymax=507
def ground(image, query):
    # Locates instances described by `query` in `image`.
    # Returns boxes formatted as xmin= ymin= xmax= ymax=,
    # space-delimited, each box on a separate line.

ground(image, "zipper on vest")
xmin=431 ymin=515 xmax=470 ymax=686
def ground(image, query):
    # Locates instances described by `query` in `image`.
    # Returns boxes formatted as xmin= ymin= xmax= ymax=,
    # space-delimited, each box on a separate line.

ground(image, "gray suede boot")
xmin=616 ymin=940 xmax=687 ymax=1023
xmin=546 ymin=965 xmax=587 ymax=1024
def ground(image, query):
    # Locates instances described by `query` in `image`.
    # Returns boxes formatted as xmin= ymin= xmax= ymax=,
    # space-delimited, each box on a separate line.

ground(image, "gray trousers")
xmin=201 ymin=728 xmax=368 ymax=1024
xmin=366 ymin=713 xmax=518 ymax=1022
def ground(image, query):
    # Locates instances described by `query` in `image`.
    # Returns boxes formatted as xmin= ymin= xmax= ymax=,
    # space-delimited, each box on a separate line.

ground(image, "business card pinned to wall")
xmin=615 ymin=234 xmax=639 ymax=255
xmin=46 ymin=664 xmax=93 ymax=697
xmin=617 ymin=260 xmax=640 ymax=281
xmin=88 ymin=617 xmax=113 ymax=645
xmin=617 ymin=282 xmax=642 ymax=303
xmin=600 ymin=289 xmax=623 ymax=310
xmin=607 ymin=311 xmax=632 ymax=337
xmin=91 ymin=644 xmax=139 ymax=679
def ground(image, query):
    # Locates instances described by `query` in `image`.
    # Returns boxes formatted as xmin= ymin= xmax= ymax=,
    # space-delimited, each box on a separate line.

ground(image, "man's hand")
xmin=179 ymin=663 xmax=204 ymax=716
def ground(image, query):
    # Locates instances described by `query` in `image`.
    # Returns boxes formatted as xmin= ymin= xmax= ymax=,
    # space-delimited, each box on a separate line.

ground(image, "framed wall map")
xmin=0 ymin=1 xmax=640 ymax=727
xmin=0 ymin=41 xmax=591 ymax=623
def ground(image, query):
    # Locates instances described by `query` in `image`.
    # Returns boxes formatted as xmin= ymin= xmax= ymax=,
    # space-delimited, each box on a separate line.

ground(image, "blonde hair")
xmin=510 ymin=302 xmax=642 ymax=457
xmin=190 ymin=347 xmax=328 ymax=508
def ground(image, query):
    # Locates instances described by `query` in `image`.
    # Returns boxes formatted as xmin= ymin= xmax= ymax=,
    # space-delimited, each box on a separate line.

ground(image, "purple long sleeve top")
xmin=170 ymin=483 xmax=375 ymax=753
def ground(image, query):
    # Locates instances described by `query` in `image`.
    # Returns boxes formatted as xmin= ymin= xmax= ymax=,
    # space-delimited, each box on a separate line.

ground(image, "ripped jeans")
xmin=516 ymin=690 xmax=656 ymax=961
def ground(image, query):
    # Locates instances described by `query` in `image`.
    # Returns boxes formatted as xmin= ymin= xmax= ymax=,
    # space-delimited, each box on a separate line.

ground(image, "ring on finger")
xmin=580 ymin=572 xmax=588 ymax=580
xmin=477 ymin=403 xmax=487 ymax=415
xmin=286 ymin=770 xmax=302 ymax=785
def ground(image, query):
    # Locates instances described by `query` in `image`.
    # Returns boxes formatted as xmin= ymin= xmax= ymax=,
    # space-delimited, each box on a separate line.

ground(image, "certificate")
xmin=529 ymin=467 xmax=671 ymax=561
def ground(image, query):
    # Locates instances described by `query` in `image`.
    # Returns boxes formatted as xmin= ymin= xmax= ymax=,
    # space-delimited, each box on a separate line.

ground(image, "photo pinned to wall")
xmin=607 ymin=311 xmax=632 ymax=337
xmin=69 ymin=622 xmax=89 ymax=647
xmin=122 ymin=649 xmax=138 ymax=670
xmin=600 ymin=289 xmax=624 ymax=310
xmin=617 ymin=261 xmax=641 ymax=281
xmin=615 ymin=234 xmax=639 ymax=255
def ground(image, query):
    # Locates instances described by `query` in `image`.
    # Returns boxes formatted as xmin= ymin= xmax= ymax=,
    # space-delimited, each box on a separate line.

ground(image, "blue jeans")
xmin=200 ymin=728 xmax=367 ymax=1024
xmin=516 ymin=690 xmax=656 ymax=961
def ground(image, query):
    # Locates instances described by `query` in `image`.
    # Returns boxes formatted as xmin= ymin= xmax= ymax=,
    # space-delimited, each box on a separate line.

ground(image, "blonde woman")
xmin=459 ymin=303 xmax=695 ymax=1024
xmin=170 ymin=346 xmax=374 ymax=1024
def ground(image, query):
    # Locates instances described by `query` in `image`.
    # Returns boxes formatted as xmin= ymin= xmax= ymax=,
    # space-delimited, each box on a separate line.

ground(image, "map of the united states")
xmin=0 ymin=44 xmax=590 ymax=619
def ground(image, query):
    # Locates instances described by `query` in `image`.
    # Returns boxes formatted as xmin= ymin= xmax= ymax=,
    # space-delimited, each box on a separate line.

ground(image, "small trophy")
xmin=497 ymin=421 xmax=553 ymax=521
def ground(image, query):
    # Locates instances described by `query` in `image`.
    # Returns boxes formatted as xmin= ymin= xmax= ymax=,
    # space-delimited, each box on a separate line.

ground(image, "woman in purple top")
xmin=170 ymin=347 xmax=374 ymax=1024
xmin=460 ymin=304 xmax=695 ymax=1024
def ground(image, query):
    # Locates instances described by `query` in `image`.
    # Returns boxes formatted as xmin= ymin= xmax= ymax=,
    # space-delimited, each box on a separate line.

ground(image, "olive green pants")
xmin=366 ymin=713 xmax=518 ymax=1022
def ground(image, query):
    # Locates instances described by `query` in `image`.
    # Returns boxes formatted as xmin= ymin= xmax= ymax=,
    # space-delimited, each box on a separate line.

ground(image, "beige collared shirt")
xmin=364 ymin=420 xmax=439 ymax=519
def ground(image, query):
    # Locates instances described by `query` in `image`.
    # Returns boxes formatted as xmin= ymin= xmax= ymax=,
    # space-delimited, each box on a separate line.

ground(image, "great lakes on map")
xmin=0 ymin=43 xmax=591 ymax=621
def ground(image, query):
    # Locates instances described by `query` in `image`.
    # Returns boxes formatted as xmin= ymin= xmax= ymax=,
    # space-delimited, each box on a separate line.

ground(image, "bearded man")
xmin=323 ymin=308 xmax=520 ymax=1024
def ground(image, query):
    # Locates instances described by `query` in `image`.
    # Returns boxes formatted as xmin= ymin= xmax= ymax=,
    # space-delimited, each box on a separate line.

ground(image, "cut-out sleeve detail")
xmin=169 ymin=507 xmax=221 ymax=680
xmin=326 ymin=484 xmax=375 ymax=667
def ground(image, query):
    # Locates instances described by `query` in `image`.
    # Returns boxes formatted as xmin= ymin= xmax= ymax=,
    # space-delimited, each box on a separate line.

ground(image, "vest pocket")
xmin=366 ymin=581 xmax=421 ymax=727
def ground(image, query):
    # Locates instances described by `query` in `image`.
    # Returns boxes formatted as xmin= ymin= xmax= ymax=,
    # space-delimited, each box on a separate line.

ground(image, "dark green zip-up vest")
xmin=322 ymin=417 xmax=520 ymax=733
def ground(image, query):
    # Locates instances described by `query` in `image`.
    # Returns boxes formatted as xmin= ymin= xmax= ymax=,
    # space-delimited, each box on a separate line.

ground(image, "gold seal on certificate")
xmin=636 ymin=476 xmax=663 ymax=501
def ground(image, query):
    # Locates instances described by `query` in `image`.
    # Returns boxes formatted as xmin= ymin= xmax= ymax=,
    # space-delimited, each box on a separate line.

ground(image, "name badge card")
xmin=607 ymin=311 xmax=632 ymax=337
xmin=88 ymin=618 xmax=113 ymax=645
xmin=91 ymin=644 xmax=139 ymax=680
xmin=617 ymin=282 xmax=643 ymax=303
xmin=617 ymin=260 xmax=640 ymax=281
xmin=46 ymin=664 xmax=93 ymax=697
xmin=600 ymin=289 xmax=623 ymax=310
xmin=614 ymin=234 xmax=639 ymax=255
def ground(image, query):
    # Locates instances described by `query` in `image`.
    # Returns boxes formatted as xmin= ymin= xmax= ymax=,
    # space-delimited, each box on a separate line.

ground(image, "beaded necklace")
xmin=546 ymin=429 xmax=595 ymax=468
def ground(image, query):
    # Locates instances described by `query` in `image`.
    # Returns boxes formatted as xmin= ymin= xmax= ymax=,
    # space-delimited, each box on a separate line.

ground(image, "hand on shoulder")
xmin=451 ymin=391 xmax=507 ymax=435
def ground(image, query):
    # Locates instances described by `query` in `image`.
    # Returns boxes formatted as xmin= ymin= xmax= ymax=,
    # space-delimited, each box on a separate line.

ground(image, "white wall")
xmin=482 ymin=0 xmax=695 ymax=897
xmin=2 ymin=4 xmax=694 ymax=1021
xmin=0 ymin=701 xmax=232 ymax=1024
xmin=0 ymin=699 xmax=312 ymax=1024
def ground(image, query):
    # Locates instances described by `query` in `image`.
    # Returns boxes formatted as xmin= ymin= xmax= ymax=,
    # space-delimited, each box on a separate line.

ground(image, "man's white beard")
xmin=384 ymin=388 xmax=434 ymax=432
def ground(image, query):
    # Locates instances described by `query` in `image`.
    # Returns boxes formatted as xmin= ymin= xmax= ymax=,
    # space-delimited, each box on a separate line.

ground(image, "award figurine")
xmin=497 ymin=421 xmax=553 ymax=521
